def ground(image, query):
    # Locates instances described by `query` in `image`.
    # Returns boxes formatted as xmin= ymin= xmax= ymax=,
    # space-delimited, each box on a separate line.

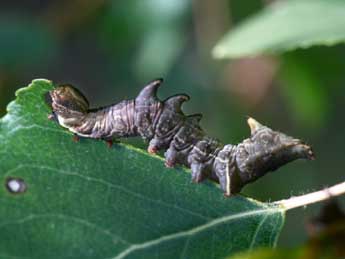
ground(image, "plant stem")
xmin=276 ymin=181 xmax=345 ymax=211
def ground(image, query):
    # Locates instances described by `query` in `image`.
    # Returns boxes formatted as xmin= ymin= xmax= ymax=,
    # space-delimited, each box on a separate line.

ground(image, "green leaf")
xmin=213 ymin=0 xmax=345 ymax=59
xmin=0 ymin=79 xmax=285 ymax=259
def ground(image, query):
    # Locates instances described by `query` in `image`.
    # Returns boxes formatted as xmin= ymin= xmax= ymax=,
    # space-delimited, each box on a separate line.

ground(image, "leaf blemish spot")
xmin=5 ymin=177 xmax=27 ymax=194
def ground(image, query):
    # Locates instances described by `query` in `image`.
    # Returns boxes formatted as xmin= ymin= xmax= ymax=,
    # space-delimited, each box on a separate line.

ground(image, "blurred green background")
xmin=0 ymin=0 xmax=343 ymax=248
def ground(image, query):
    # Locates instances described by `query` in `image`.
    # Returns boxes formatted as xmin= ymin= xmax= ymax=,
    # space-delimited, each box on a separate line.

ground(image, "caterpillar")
xmin=46 ymin=79 xmax=314 ymax=196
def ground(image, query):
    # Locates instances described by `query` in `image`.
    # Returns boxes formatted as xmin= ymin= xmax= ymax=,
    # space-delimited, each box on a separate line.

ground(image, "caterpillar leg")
xmin=164 ymin=152 xmax=176 ymax=168
xmin=47 ymin=112 xmax=58 ymax=122
xmin=164 ymin=146 xmax=191 ymax=168
xmin=164 ymin=148 xmax=177 ymax=167
xmin=73 ymin=134 xmax=80 ymax=142
xmin=147 ymin=137 xmax=168 ymax=154
xmin=103 ymin=138 xmax=119 ymax=148
xmin=106 ymin=140 xmax=113 ymax=148
xmin=147 ymin=144 xmax=158 ymax=154
xmin=165 ymin=160 xmax=175 ymax=168
xmin=190 ymin=163 xmax=207 ymax=183
xmin=47 ymin=113 xmax=54 ymax=120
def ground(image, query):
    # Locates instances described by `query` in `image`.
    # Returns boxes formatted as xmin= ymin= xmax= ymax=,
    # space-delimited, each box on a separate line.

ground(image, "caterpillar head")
xmin=235 ymin=117 xmax=314 ymax=186
xmin=46 ymin=84 xmax=89 ymax=113
xmin=46 ymin=85 xmax=89 ymax=128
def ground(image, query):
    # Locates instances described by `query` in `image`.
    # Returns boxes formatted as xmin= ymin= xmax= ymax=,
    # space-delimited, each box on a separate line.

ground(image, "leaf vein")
xmin=5 ymin=165 xmax=210 ymax=221
xmin=248 ymin=214 xmax=269 ymax=251
xmin=112 ymin=208 xmax=282 ymax=259
xmin=0 ymin=213 xmax=130 ymax=245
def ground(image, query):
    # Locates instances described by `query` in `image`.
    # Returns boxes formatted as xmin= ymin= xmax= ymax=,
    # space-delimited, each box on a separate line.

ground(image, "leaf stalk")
xmin=276 ymin=181 xmax=345 ymax=210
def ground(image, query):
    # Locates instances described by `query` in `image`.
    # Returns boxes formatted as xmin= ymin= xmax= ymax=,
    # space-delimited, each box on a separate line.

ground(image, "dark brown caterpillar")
xmin=46 ymin=79 xmax=314 ymax=196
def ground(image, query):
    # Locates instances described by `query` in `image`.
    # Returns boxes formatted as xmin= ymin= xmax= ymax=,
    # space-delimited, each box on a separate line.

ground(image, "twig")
xmin=275 ymin=181 xmax=345 ymax=211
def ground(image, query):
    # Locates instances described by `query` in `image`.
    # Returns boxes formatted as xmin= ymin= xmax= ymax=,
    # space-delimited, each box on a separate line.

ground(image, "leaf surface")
xmin=213 ymin=0 xmax=345 ymax=59
xmin=0 ymin=79 xmax=285 ymax=259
